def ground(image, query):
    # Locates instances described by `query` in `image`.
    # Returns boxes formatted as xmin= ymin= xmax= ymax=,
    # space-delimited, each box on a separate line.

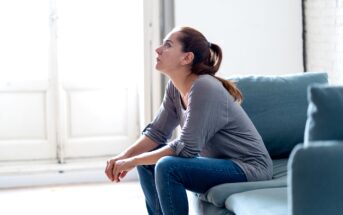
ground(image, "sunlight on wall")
xmin=57 ymin=0 xmax=143 ymax=87
xmin=0 ymin=0 xmax=49 ymax=81
xmin=0 ymin=0 xmax=144 ymax=87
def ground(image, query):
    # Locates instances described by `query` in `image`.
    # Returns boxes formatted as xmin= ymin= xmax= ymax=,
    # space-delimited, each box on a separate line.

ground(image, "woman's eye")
xmin=163 ymin=43 xmax=171 ymax=48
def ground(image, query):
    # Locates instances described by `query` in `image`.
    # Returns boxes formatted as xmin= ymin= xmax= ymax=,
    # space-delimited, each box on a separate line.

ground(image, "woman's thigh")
xmin=155 ymin=156 xmax=247 ymax=194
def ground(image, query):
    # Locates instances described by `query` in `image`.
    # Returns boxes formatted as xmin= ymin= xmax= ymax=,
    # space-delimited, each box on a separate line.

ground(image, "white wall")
xmin=305 ymin=0 xmax=343 ymax=84
xmin=174 ymin=0 xmax=304 ymax=77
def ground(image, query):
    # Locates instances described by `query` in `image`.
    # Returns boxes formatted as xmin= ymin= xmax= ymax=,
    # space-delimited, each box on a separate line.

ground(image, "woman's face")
xmin=155 ymin=31 xmax=190 ymax=73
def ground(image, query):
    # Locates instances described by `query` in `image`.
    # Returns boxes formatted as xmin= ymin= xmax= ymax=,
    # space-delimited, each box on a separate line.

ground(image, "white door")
xmin=56 ymin=0 xmax=142 ymax=160
xmin=0 ymin=0 xmax=142 ymax=162
xmin=0 ymin=0 xmax=56 ymax=161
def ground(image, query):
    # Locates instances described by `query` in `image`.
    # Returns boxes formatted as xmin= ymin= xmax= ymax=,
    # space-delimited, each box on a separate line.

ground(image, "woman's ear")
xmin=181 ymin=52 xmax=194 ymax=66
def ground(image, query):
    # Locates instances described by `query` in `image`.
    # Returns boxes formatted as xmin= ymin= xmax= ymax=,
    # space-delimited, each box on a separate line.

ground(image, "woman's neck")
xmin=168 ymin=70 xmax=198 ymax=98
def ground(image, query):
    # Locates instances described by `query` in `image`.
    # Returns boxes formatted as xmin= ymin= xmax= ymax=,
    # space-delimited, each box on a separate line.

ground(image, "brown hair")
xmin=176 ymin=26 xmax=243 ymax=103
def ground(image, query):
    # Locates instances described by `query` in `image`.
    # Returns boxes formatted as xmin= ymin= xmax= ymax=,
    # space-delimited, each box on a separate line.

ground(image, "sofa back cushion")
xmin=231 ymin=72 xmax=328 ymax=158
xmin=304 ymin=85 xmax=343 ymax=145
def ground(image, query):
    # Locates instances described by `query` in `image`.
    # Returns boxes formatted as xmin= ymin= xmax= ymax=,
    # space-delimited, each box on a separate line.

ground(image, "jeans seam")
xmin=167 ymin=166 xmax=175 ymax=215
xmin=150 ymin=170 xmax=161 ymax=215
xmin=143 ymin=166 xmax=161 ymax=215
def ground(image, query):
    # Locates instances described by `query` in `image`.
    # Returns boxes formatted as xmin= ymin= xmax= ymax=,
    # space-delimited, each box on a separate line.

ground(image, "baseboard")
xmin=0 ymin=158 xmax=139 ymax=189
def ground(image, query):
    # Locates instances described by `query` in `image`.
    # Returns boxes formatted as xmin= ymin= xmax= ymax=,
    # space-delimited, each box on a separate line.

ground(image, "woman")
xmin=105 ymin=26 xmax=272 ymax=215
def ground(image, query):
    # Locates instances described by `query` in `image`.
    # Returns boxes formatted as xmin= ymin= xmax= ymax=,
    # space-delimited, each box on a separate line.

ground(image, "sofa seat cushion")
xmin=231 ymin=72 xmax=328 ymax=158
xmin=226 ymin=187 xmax=288 ymax=215
xmin=199 ymin=159 xmax=288 ymax=207
xmin=188 ymin=193 xmax=234 ymax=215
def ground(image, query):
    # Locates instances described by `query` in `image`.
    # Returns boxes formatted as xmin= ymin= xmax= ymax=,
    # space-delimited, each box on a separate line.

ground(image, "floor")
xmin=0 ymin=182 xmax=147 ymax=215
xmin=0 ymin=181 xmax=198 ymax=215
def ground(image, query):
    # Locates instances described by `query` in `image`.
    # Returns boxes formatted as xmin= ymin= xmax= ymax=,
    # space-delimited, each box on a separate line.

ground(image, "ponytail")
xmin=208 ymin=43 xmax=221 ymax=75
xmin=214 ymin=76 xmax=243 ymax=103
xmin=177 ymin=26 xmax=243 ymax=103
xmin=209 ymin=43 xmax=243 ymax=103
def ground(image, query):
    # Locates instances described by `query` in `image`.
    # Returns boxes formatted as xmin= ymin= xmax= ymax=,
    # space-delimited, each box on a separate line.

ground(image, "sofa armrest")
xmin=288 ymin=141 xmax=343 ymax=215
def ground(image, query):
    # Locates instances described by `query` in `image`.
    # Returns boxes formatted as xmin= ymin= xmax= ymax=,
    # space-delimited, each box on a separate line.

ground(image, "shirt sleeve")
xmin=142 ymin=81 xmax=179 ymax=145
xmin=169 ymin=78 xmax=229 ymax=157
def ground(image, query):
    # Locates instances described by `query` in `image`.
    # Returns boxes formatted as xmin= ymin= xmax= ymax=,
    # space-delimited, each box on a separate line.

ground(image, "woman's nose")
xmin=156 ymin=46 xmax=162 ymax=54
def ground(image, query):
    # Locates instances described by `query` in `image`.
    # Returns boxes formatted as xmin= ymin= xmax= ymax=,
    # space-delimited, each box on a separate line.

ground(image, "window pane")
xmin=57 ymin=0 xmax=144 ymax=86
xmin=0 ymin=0 xmax=49 ymax=81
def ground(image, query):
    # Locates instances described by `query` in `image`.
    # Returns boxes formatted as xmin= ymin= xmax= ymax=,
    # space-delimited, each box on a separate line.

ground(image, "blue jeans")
xmin=137 ymin=155 xmax=247 ymax=215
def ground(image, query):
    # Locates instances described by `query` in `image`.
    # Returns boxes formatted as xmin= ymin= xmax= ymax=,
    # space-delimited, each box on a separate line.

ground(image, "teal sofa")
xmin=191 ymin=72 xmax=343 ymax=215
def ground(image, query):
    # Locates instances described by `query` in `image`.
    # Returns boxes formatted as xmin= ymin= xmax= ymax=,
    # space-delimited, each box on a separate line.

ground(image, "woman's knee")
xmin=155 ymin=156 xmax=178 ymax=176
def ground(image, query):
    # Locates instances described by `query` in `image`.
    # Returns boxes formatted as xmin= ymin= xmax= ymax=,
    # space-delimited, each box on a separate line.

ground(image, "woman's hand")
xmin=105 ymin=157 xmax=136 ymax=183
xmin=105 ymin=154 xmax=126 ymax=182
xmin=104 ymin=136 xmax=159 ymax=182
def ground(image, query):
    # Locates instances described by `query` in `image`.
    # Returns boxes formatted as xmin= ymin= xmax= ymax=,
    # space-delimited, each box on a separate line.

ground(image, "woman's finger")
xmin=119 ymin=171 xmax=128 ymax=179
xmin=104 ymin=161 xmax=110 ymax=179
xmin=112 ymin=162 xmax=119 ymax=182
xmin=105 ymin=160 xmax=114 ymax=181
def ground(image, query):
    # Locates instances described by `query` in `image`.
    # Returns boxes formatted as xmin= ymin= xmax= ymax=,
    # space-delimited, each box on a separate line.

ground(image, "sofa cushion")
xmin=225 ymin=187 xmax=288 ymax=215
xmin=231 ymin=72 xmax=328 ymax=158
xmin=304 ymin=85 xmax=343 ymax=144
xmin=199 ymin=159 xmax=288 ymax=207
xmin=188 ymin=193 xmax=234 ymax=215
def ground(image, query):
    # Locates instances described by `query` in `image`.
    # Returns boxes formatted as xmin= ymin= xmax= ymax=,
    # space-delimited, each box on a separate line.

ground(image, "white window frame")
xmin=0 ymin=0 xmax=164 ymax=188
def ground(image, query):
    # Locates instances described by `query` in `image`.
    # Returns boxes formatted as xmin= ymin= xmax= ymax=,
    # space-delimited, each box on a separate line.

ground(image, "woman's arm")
xmin=121 ymin=135 xmax=160 ymax=158
xmin=106 ymin=144 xmax=175 ymax=182
xmin=115 ymin=145 xmax=175 ymax=182
xmin=105 ymin=135 xmax=176 ymax=182
xmin=131 ymin=145 xmax=175 ymax=165
xmin=105 ymin=135 xmax=158 ymax=181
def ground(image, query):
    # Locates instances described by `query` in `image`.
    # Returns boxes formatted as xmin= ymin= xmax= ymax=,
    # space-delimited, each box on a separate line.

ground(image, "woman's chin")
xmin=155 ymin=64 xmax=162 ymax=71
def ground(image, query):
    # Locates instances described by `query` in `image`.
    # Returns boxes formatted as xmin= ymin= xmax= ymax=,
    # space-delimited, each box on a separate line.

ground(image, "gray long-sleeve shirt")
xmin=142 ymin=74 xmax=273 ymax=181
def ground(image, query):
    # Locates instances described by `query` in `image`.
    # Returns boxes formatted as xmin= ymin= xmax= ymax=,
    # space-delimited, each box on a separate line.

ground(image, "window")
xmin=0 ymin=0 xmax=143 ymax=162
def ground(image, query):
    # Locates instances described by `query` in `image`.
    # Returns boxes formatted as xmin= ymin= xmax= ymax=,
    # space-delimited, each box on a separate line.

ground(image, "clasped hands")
xmin=105 ymin=156 xmax=136 ymax=183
